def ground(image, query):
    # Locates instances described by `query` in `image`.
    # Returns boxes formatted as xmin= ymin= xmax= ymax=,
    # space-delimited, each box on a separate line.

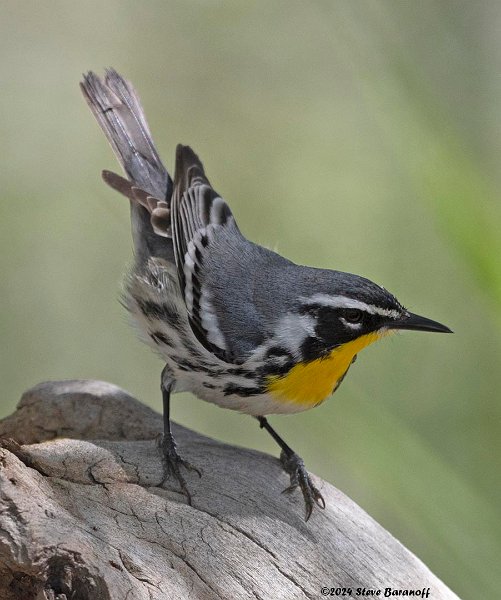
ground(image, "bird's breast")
xmin=265 ymin=331 xmax=384 ymax=408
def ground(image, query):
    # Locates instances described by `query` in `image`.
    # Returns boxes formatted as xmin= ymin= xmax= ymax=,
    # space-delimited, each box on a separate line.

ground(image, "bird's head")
xmin=292 ymin=271 xmax=452 ymax=361
xmin=265 ymin=270 xmax=452 ymax=407
xmin=265 ymin=271 xmax=452 ymax=407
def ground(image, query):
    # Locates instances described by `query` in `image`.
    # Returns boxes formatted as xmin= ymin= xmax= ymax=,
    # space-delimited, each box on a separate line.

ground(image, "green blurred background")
xmin=1 ymin=2 xmax=500 ymax=597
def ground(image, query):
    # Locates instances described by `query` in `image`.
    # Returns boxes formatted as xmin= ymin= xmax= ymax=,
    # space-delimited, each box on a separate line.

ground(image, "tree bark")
xmin=0 ymin=380 xmax=459 ymax=600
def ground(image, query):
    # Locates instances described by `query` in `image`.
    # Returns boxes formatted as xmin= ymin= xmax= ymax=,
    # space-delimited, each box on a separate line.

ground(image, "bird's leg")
xmin=256 ymin=416 xmax=325 ymax=521
xmin=158 ymin=373 xmax=201 ymax=505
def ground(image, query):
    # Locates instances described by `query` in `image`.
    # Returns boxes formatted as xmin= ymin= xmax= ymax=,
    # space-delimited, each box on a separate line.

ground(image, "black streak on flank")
xmin=224 ymin=367 xmax=256 ymax=379
xmin=150 ymin=331 xmax=173 ymax=347
xmin=223 ymin=383 xmax=262 ymax=397
xmin=172 ymin=357 xmax=208 ymax=372
xmin=137 ymin=299 xmax=183 ymax=331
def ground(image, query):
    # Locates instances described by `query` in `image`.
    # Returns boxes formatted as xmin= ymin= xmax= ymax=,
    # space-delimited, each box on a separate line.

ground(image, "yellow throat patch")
xmin=266 ymin=331 xmax=387 ymax=408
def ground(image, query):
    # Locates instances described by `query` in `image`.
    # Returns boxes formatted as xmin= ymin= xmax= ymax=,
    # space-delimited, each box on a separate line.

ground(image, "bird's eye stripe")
xmin=300 ymin=294 xmax=402 ymax=319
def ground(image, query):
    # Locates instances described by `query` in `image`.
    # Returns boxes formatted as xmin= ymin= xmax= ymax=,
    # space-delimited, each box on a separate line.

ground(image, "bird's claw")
xmin=157 ymin=434 xmax=202 ymax=505
xmin=280 ymin=450 xmax=325 ymax=521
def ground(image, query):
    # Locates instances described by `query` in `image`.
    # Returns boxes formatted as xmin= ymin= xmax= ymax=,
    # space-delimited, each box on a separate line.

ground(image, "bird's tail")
xmin=80 ymin=69 xmax=173 ymax=264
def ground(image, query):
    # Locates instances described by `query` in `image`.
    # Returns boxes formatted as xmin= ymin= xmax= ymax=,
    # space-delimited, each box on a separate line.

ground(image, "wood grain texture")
xmin=0 ymin=380 xmax=460 ymax=600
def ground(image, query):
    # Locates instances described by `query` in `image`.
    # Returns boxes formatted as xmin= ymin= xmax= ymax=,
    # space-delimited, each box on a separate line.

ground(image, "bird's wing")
xmin=171 ymin=144 xmax=240 ymax=362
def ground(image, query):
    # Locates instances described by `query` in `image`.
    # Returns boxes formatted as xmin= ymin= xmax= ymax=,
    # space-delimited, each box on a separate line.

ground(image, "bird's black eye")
xmin=344 ymin=309 xmax=363 ymax=324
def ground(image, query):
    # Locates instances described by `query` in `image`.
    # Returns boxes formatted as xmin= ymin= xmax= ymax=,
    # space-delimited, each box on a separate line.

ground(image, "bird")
xmin=80 ymin=69 xmax=452 ymax=521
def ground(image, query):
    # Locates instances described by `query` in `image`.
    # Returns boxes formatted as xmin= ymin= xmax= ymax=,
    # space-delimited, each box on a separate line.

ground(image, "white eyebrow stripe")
xmin=301 ymin=294 xmax=402 ymax=319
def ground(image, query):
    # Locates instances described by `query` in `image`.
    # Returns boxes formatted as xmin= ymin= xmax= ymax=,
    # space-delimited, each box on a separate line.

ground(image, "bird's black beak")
xmin=387 ymin=312 xmax=453 ymax=334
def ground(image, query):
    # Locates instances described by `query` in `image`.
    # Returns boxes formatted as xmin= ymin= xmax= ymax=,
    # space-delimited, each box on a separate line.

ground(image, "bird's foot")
xmin=280 ymin=450 xmax=325 ymax=521
xmin=157 ymin=433 xmax=202 ymax=505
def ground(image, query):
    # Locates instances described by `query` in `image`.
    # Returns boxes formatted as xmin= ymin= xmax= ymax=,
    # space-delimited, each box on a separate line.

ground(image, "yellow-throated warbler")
xmin=81 ymin=69 xmax=452 ymax=520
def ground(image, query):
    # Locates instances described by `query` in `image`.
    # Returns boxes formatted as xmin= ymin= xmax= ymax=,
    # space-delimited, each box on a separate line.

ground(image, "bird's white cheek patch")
xmin=273 ymin=313 xmax=316 ymax=355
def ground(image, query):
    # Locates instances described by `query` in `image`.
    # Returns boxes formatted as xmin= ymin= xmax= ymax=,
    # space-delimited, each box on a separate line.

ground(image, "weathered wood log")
xmin=0 ymin=380 xmax=459 ymax=600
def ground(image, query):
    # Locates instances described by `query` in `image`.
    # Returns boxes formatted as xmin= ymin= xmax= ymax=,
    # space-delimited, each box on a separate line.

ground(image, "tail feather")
xmin=81 ymin=69 xmax=174 ymax=264
xmin=81 ymin=69 xmax=172 ymax=199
